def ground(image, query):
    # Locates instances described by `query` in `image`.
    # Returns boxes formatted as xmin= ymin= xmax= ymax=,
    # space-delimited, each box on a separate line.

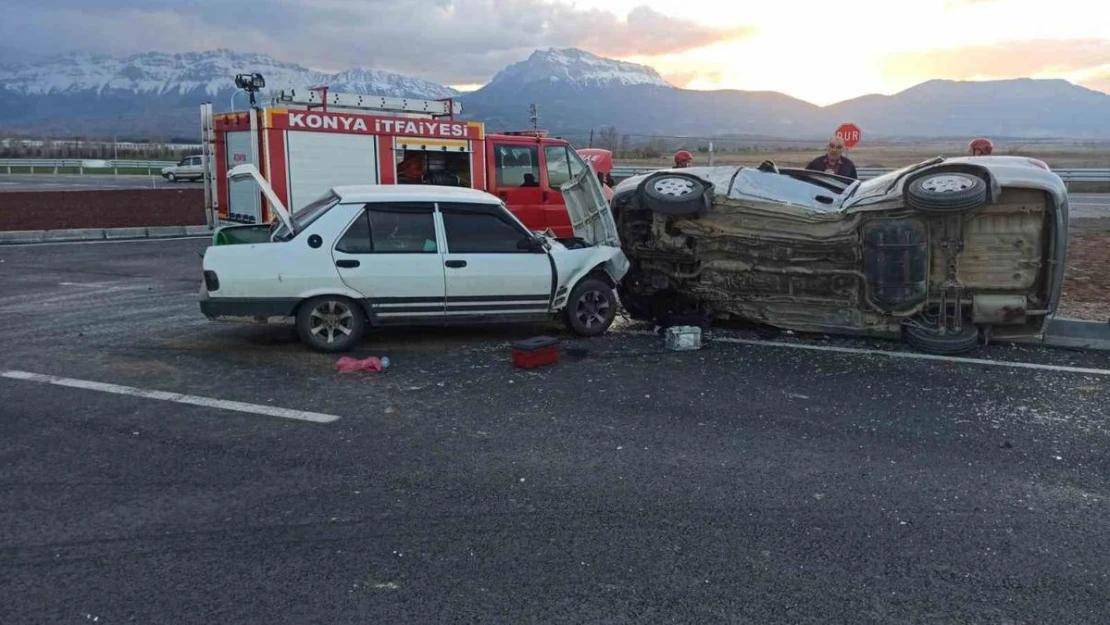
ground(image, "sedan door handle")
xmin=445 ymin=260 xmax=467 ymax=268
xmin=336 ymin=259 xmax=360 ymax=268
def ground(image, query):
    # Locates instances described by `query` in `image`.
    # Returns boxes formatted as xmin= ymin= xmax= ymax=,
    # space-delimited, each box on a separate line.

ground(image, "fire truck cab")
xmin=200 ymin=89 xmax=596 ymax=240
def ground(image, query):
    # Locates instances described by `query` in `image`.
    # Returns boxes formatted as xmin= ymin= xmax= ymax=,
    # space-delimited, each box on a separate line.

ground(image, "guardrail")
xmin=611 ymin=165 xmax=1110 ymax=184
xmin=0 ymin=158 xmax=178 ymax=175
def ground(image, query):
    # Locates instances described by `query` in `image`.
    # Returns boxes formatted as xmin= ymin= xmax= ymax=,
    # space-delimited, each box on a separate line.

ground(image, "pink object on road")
xmin=335 ymin=356 xmax=387 ymax=373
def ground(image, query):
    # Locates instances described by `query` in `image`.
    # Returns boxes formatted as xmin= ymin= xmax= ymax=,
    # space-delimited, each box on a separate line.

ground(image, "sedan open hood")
xmin=226 ymin=164 xmax=294 ymax=235
xmin=559 ymin=166 xmax=621 ymax=247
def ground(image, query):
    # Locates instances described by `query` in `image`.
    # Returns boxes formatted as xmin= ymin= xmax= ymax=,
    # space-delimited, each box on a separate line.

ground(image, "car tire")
xmin=638 ymin=172 xmax=709 ymax=216
xmin=166 ymin=172 xmax=177 ymax=182
xmin=902 ymin=321 xmax=980 ymax=355
xmin=566 ymin=278 xmax=617 ymax=337
xmin=905 ymin=172 xmax=987 ymax=211
xmin=296 ymin=295 xmax=366 ymax=353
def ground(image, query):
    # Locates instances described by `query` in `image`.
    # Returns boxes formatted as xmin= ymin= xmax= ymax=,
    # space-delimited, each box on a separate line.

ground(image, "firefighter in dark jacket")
xmin=805 ymin=135 xmax=858 ymax=179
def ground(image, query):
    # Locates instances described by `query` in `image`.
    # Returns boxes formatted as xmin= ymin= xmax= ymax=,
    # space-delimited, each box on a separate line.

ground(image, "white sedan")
xmin=200 ymin=165 xmax=629 ymax=352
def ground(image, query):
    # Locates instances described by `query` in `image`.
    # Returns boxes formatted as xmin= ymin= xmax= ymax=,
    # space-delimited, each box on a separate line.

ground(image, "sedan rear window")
xmin=272 ymin=192 xmax=340 ymax=241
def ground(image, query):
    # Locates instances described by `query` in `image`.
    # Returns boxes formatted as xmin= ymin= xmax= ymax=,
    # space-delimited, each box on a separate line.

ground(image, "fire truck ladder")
xmin=199 ymin=102 xmax=217 ymax=229
xmin=273 ymin=88 xmax=461 ymax=119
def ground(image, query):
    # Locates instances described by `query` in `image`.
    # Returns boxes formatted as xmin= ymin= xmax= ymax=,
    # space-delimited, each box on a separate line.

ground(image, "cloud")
xmin=0 ymin=0 xmax=753 ymax=85
xmin=662 ymin=70 xmax=724 ymax=89
xmin=1079 ymin=70 xmax=1110 ymax=94
xmin=941 ymin=0 xmax=998 ymax=6
xmin=881 ymin=38 xmax=1110 ymax=82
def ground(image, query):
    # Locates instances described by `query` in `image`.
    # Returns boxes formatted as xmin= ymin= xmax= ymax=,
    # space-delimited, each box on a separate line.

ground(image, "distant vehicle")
xmin=161 ymin=155 xmax=203 ymax=182
xmin=202 ymin=89 xmax=604 ymax=241
xmin=611 ymin=156 xmax=1069 ymax=354
xmin=200 ymin=163 xmax=628 ymax=353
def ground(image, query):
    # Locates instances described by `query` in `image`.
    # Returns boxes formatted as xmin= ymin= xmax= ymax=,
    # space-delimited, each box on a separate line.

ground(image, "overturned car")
xmin=612 ymin=156 xmax=1069 ymax=354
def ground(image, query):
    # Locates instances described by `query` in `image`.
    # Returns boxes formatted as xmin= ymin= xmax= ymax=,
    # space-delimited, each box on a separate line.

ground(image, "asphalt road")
xmin=2 ymin=240 xmax=1110 ymax=624
xmin=0 ymin=173 xmax=203 ymax=192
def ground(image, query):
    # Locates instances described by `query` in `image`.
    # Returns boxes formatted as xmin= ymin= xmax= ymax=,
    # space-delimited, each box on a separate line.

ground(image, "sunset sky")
xmin=3 ymin=0 xmax=1109 ymax=105
xmin=566 ymin=0 xmax=1110 ymax=104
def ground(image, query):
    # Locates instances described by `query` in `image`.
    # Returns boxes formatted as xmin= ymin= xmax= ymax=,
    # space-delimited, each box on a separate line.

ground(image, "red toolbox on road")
xmin=511 ymin=336 xmax=560 ymax=369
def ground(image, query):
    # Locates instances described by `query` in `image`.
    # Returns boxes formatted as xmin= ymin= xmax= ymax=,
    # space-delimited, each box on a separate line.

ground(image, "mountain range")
xmin=2 ymin=47 xmax=1108 ymax=141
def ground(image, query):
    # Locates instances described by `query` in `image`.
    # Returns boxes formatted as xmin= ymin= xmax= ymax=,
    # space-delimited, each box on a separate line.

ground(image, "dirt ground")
xmin=0 ymin=189 xmax=205 ymax=230
xmin=1058 ymin=219 xmax=1110 ymax=321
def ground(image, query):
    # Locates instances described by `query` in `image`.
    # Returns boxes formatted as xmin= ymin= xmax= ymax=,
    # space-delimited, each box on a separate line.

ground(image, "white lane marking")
xmin=624 ymin=330 xmax=1110 ymax=376
xmin=59 ymin=281 xmax=111 ymax=288
xmin=713 ymin=336 xmax=1110 ymax=376
xmin=1 ymin=370 xmax=340 ymax=423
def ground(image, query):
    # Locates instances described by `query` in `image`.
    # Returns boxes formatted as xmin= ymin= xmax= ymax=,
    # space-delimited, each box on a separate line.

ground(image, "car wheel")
xmin=905 ymin=172 xmax=987 ymax=211
xmin=639 ymin=172 xmax=709 ymax=216
xmin=296 ymin=296 xmax=366 ymax=353
xmin=166 ymin=172 xmax=177 ymax=182
xmin=566 ymin=278 xmax=617 ymax=337
xmin=902 ymin=321 xmax=980 ymax=355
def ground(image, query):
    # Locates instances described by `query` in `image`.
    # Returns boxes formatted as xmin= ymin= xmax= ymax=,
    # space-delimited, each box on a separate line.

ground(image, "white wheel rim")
xmin=654 ymin=177 xmax=695 ymax=197
xmin=575 ymin=290 xmax=611 ymax=328
xmin=309 ymin=300 xmax=354 ymax=344
xmin=922 ymin=175 xmax=972 ymax=193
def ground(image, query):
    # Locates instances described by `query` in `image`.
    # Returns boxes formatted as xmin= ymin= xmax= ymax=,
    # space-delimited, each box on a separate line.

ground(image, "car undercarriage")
xmin=612 ymin=159 xmax=1068 ymax=354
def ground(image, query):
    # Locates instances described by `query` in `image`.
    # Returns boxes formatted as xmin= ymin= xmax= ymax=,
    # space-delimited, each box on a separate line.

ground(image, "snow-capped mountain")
xmin=1 ymin=47 xmax=1108 ymax=139
xmin=486 ymin=48 xmax=672 ymax=89
xmin=0 ymin=49 xmax=459 ymax=138
xmin=0 ymin=49 xmax=458 ymax=99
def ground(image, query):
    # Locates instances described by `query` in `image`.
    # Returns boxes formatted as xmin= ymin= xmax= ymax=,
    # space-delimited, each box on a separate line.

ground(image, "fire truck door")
xmin=487 ymin=142 xmax=545 ymax=232
xmin=225 ymin=131 xmax=263 ymax=223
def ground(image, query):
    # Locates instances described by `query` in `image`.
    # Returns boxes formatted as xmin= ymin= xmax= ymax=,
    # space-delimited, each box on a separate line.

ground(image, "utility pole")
xmin=589 ymin=129 xmax=594 ymax=148
xmin=529 ymin=103 xmax=538 ymax=130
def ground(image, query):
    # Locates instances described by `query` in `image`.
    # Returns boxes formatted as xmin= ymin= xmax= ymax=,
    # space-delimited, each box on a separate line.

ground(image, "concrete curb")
xmin=0 ymin=225 xmax=213 ymax=245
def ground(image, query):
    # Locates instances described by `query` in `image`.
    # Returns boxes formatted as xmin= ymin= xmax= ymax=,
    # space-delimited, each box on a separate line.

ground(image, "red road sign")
xmin=835 ymin=123 xmax=862 ymax=148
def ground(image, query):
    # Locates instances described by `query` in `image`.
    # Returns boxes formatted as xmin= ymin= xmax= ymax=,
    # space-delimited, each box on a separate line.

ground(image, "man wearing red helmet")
xmin=969 ymin=138 xmax=994 ymax=156
xmin=673 ymin=150 xmax=693 ymax=168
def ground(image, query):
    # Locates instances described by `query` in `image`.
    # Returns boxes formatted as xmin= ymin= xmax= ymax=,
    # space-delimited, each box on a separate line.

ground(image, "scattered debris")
xmin=665 ymin=325 xmax=702 ymax=351
xmin=511 ymin=335 xmax=560 ymax=369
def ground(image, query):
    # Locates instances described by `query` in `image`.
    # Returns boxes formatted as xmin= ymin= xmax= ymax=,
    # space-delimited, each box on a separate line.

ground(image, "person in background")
xmin=969 ymin=138 xmax=994 ymax=156
xmin=673 ymin=150 xmax=693 ymax=169
xmin=806 ymin=136 xmax=857 ymax=179
xmin=397 ymin=152 xmax=424 ymax=183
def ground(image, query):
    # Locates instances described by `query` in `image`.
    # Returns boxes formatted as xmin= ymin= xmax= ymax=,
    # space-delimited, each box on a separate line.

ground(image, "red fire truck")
xmin=199 ymin=88 xmax=598 ymax=239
